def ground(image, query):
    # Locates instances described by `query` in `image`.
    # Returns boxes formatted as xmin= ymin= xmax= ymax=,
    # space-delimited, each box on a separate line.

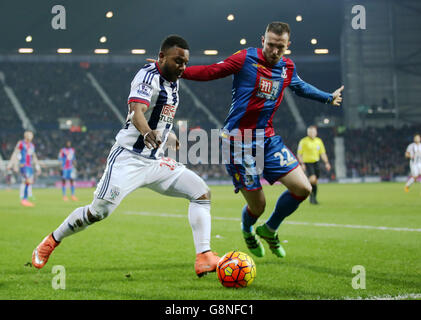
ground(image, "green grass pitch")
xmin=0 ymin=183 xmax=420 ymax=300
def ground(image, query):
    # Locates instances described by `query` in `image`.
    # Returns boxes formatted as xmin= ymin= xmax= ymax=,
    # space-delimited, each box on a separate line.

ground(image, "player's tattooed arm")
xmin=129 ymin=102 xmax=162 ymax=149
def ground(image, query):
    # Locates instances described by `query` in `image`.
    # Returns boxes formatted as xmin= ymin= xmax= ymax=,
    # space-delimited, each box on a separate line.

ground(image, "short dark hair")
xmin=266 ymin=21 xmax=291 ymax=36
xmin=160 ymin=35 xmax=189 ymax=52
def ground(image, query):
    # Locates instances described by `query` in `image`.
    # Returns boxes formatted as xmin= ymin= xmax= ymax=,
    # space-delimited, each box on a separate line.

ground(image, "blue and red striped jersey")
xmin=182 ymin=47 xmax=333 ymax=138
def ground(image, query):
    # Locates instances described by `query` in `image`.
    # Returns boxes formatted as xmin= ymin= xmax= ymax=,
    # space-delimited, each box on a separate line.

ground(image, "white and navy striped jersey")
xmin=406 ymin=142 xmax=421 ymax=164
xmin=115 ymin=63 xmax=179 ymax=159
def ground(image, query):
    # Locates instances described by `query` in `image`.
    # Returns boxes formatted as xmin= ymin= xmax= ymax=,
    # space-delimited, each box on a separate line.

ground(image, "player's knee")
xmin=196 ymin=189 xmax=211 ymax=201
xmin=292 ymin=183 xmax=312 ymax=198
xmin=249 ymin=201 xmax=266 ymax=217
xmin=302 ymin=184 xmax=312 ymax=198
xmin=309 ymin=175 xmax=317 ymax=185
xmin=88 ymin=199 xmax=114 ymax=222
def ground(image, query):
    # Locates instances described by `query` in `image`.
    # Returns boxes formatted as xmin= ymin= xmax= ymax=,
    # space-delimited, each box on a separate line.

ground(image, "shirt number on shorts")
xmin=274 ymin=148 xmax=295 ymax=167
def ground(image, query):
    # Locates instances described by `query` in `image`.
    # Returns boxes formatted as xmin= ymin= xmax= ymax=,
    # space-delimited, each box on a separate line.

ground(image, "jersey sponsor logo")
xmin=252 ymin=63 xmax=268 ymax=70
xmin=257 ymin=77 xmax=280 ymax=101
xmin=159 ymin=104 xmax=177 ymax=124
xmin=137 ymin=83 xmax=153 ymax=99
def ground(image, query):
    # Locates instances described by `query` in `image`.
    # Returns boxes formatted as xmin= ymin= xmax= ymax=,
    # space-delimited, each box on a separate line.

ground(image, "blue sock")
xmin=62 ymin=185 xmax=66 ymax=196
xmin=71 ymin=185 xmax=75 ymax=195
xmin=23 ymin=184 xmax=29 ymax=199
xmin=266 ymin=190 xmax=306 ymax=231
xmin=241 ymin=205 xmax=258 ymax=233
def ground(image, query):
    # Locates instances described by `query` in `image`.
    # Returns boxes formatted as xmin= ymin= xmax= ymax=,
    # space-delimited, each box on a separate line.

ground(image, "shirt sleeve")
xmin=318 ymin=139 xmax=326 ymax=154
xmin=182 ymin=49 xmax=247 ymax=81
xmin=288 ymin=63 xmax=333 ymax=104
xmin=127 ymin=69 xmax=155 ymax=107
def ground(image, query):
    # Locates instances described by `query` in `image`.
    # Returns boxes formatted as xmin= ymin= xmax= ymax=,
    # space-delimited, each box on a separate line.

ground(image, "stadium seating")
xmin=0 ymin=61 xmax=417 ymax=183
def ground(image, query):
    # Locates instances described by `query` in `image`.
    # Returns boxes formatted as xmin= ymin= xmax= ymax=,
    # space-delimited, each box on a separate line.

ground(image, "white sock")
xmin=20 ymin=183 xmax=25 ymax=199
xmin=188 ymin=200 xmax=211 ymax=254
xmin=406 ymin=177 xmax=415 ymax=187
xmin=52 ymin=205 xmax=91 ymax=242
xmin=28 ymin=184 xmax=32 ymax=197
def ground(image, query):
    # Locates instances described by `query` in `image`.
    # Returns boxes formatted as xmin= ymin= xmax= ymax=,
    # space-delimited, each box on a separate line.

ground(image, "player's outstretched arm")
xmin=148 ymin=49 xmax=245 ymax=81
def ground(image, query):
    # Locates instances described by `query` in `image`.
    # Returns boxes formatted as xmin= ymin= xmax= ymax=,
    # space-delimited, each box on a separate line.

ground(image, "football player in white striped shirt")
xmin=404 ymin=133 xmax=421 ymax=192
xmin=32 ymin=35 xmax=220 ymax=277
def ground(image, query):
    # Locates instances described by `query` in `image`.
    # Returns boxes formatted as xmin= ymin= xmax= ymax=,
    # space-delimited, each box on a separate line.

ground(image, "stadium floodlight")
xmin=131 ymin=49 xmax=146 ymax=54
xmin=204 ymin=50 xmax=218 ymax=55
xmin=99 ymin=36 xmax=107 ymax=43
xmin=227 ymin=14 xmax=234 ymax=21
xmin=106 ymin=11 xmax=113 ymax=18
xmin=314 ymin=48 xmax=329 ymax=54
xmin=240 ymin=38 xmax=247 ymax=45
xmin=18 ymin=48 xmax=33 ymax=54
xmin=296 ymin=15 xmax=303 ymax=22
xmin=57 ymin=48 xmax=72 ymax=54
xmin=94 ymin=48 xmax=109 ymax=54
xmin=25 ymin=35 xmax=32 ymax=43
xmin=311 ymin=38 xmax=317 ymax=45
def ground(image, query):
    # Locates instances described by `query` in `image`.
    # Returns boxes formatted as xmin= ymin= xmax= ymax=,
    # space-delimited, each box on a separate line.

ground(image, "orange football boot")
xmin=195 ymin=251 xmax=220 ymax=277
xmin=71 ymin=195 xmax=78 ymax=201
xmin=21 ymin=199 xmax=35 ymax=207
xmin=32 ymin=234 xmax=60 ymax=269
xmin=404 ymin=186 xmax=409 ymax=193
xmin=63 ymin=196 xmax=69 ymax=201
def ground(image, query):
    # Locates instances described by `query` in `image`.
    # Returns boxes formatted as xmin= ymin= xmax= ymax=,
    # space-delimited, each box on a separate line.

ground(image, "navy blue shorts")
xmin=62 ymin=169 xmax=73 ymax=180
xmin=225 ymin=135 xmax=299 ymax=193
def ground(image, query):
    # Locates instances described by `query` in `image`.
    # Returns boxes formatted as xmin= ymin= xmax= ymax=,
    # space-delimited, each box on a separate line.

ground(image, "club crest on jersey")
xmin=281 ymin=66 xmax=288 ymax=79
xmin=257 ymin=77 xmax=280 ymax=101
xmin=160 ymin=104 xmax=177 ymax=124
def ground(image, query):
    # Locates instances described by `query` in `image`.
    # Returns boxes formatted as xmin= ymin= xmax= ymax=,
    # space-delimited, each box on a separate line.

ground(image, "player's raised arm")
xmin=129 ymin=102 xmax=161 ymax=149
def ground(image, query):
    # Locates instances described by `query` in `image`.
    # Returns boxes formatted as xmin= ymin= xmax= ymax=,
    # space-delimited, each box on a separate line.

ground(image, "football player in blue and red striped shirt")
xmin=59 ymin=140 xmax=78 ymax=201
xmin=182 ymin=22 xmax=344 ymax=258
xmin=7 ymin=130 xmax=41 ymax=207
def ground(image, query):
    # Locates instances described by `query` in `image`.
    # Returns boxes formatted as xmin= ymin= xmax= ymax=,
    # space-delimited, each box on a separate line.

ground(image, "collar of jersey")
xmin=155 ymin=62 xmax=177 ymax=85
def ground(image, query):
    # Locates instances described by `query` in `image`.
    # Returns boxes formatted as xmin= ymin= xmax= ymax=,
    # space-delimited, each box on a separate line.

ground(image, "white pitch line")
xmin=343 ymin=293 xmax=421 ymax=300
xmin=122 ymin=211 xmax=421 ymax=233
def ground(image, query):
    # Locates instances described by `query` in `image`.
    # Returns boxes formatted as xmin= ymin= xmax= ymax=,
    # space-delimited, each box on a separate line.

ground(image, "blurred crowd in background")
xmin=0 ymin=62 xmax=418 ymax=185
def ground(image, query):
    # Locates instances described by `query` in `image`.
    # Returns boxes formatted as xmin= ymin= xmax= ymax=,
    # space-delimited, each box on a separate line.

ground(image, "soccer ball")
xmin=217 ymin=251 xmax=256 ymax=288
